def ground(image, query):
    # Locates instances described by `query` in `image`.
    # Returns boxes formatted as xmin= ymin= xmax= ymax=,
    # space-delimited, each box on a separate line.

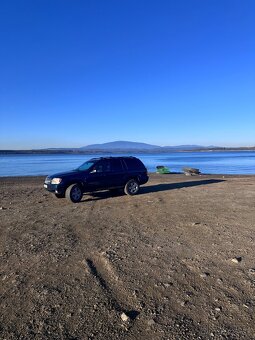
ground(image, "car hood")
xmin=47 ymin=169 xmax=88 ymax=178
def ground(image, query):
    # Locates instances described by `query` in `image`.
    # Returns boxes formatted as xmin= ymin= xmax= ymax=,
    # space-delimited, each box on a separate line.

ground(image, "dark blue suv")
xmin=44 ymin=156 xmax=149 ymax=203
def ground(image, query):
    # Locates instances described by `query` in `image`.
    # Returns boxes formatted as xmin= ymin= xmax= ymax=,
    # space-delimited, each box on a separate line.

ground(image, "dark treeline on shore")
xmin=1 ymin=147 xmax=255 ymax=155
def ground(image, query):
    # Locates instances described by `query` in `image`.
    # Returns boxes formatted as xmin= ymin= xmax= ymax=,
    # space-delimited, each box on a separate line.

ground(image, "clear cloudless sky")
xmin=0 ymin=0 xmax=254 ymax=149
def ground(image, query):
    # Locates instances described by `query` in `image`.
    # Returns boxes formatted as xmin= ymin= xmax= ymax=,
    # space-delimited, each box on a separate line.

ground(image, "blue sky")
xmin=0 ymin=0 xmax=254 ymax=149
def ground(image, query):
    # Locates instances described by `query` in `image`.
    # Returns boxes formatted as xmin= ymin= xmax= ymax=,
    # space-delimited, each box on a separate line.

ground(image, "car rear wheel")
xmin=65 ymin=184 xmax=83 ymax=203
xmin=124 ymin=179 xmax=139 ymax=195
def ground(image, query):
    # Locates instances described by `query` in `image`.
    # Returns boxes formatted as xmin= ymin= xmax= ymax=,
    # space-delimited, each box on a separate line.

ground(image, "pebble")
xmin=200 ymin=272 xmax=210 ymax=278
xmin=0 ymin=207 xmax=6 ymax=210
xmin=215 ymin=307 xmax=222 ymax=312
xmin=231 ymin=257 xmax=242 ymax=263
xmin=121 ymin=312 xmax=130 ymax=322
xmin=139 ymin=301 xmax=145 ymax=308
xmin=147 ymin=319 xmax=156 ymax=326
xmin=248 ymin=268 xmax=255 ymax=274
xmin=191 ymin=222 xmax=200 ymax=226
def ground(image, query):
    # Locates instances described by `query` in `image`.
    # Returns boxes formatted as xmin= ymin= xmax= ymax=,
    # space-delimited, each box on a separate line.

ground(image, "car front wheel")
xmin=124 ymin=179 xmax=139 ymax=195
xmin=65 ymin=184 xmax=83 ymax=203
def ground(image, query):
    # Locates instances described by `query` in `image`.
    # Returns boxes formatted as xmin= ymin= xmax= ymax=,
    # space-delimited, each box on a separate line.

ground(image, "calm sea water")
xmin=0 ymin=152 xmax=255 ymax=177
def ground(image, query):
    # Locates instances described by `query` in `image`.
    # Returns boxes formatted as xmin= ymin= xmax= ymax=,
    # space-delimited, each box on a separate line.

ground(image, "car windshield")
xmin=76 ymin=161 xmax=95 ymax=171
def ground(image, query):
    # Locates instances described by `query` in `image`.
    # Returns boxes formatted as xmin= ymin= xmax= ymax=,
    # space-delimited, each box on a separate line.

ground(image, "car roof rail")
xmin=90 ymin=156 xmax=137 ymax=161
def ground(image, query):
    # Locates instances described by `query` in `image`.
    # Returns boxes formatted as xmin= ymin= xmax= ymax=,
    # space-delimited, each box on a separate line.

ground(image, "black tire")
xmin=55 ymin=193 xmax=65 ymax=198
xmin=65 ymin=184 xmax=83 ymax=203
xmin=124 ymin=179 xmax=139 ymax=195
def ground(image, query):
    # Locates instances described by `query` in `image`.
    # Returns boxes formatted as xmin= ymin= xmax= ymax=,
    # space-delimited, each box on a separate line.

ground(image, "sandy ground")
xmin=0 ymin=174 xmax=255 ymax=339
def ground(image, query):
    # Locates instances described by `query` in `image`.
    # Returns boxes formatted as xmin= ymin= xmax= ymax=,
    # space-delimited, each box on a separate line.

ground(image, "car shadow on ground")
xmin=81 ymin=190 xmax=123 ymax=202
xmin=139 ymin=179 xmax=225 ymax=194
xmin=80 ymin=179 xmax=225 ymax=202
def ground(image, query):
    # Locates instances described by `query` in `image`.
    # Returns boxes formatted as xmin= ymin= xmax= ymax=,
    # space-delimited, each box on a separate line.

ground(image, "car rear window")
xmin=124 ymin=158 xmax=145 ymax=170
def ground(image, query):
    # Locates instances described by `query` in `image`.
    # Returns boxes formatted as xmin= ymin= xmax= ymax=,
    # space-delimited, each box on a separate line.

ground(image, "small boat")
xmin=156 ymin=165 xmax=171 ymax=174
xmin=182 ymin=167 xmax=201 ymax=175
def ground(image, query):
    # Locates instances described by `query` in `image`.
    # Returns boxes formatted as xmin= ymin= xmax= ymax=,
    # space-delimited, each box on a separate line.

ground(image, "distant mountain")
xmin=44 ymin=148 xmax=77 ymax=150
xmin=163 ymin=144 xmax=203 ymax=150
xmin=80 ymin=141 xmax=217 ymax=151
xmin=80 ymin=141 xmax=160 ymax=150
xmin=3 ymin=142 xmax=255 ymax=155
xmin=162 ymin=145 xmax=217 ymax=150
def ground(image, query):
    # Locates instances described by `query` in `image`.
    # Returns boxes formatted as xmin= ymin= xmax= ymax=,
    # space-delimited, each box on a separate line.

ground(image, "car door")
xmin=85 ymin=160 xmax=108 ymax=191
xmin=103 ymin=158 xmax=125 ymax=188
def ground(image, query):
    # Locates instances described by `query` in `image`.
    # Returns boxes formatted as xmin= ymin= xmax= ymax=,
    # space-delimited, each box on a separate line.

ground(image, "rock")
xmin=248 ymin=268 xmax=255 ymax=274
xmin=139 ymin=301 xmax=145 ymax=308
xmin=215 ymin=307 xmax=222 ymax=312
xmin=200 ymin=272 xmax=210 ymax=278
xmin=183 ymin=167 xmax=200 ymax=175
xmin=185 ymin=291 xmax=193 ymax=298
xmin=147 ymin=319 xmax=156 ymax=326
xmin=0 ymin=207 xmax=6 ymax=210
xmin=191 ymin=222 xmax=200 ymax=226
xmin=121 ymin=312 xmax=130 ymax=322
xmin=231 ymin=257 xmax=242 ymax=263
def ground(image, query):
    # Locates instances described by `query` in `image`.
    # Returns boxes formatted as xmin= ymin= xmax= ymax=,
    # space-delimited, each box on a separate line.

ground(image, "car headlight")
xmin=51 ymin=178 xmax=62 ymax=184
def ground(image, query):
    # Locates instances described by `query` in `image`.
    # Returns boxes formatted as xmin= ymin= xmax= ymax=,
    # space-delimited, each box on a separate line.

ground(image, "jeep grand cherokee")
xmin=44 ymin=156 xmax=149 ymax=203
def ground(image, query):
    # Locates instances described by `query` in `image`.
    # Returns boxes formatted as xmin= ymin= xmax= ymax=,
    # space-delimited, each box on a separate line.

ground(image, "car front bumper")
xmin=44 ymin=182 xmax=65 ymax=195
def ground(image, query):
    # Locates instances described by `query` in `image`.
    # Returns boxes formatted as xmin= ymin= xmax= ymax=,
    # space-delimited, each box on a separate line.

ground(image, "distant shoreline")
xmin=1 ymin=148 xmax=255 ymax=155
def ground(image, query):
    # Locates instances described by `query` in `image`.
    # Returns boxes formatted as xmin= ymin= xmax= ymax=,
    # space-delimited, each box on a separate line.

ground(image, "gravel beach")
xmin=0 ymin=174 xmax=255 ymax=339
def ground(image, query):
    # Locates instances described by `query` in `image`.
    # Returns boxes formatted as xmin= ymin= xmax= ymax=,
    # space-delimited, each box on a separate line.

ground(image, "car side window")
xmin=104 ymin=161 xmax=111 ymax=172
xmin=92 ymin=161 xmax=111 ymax=173
xmin=111 ymin=159 xmax=123 ymax=172
xmin=93 ymin=163 xmax=103 ymax=173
